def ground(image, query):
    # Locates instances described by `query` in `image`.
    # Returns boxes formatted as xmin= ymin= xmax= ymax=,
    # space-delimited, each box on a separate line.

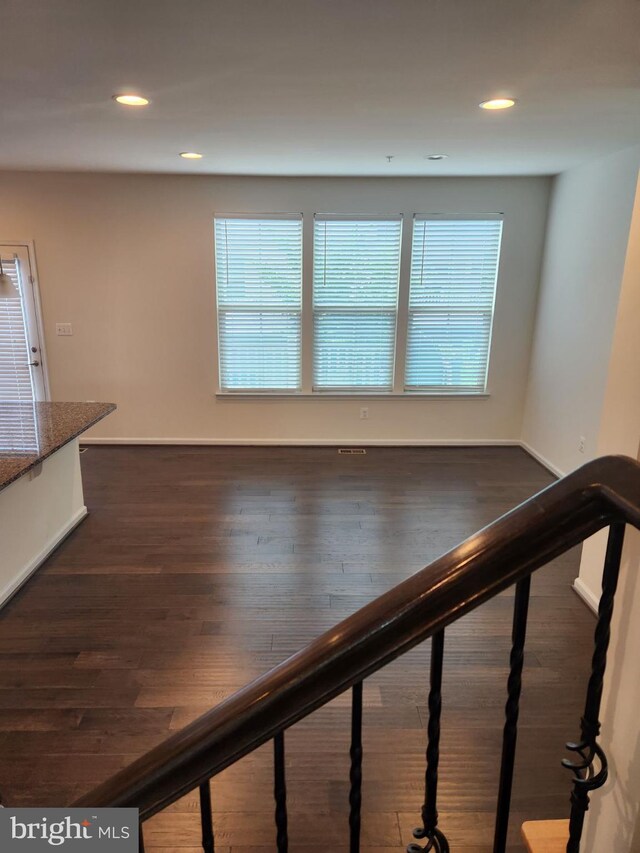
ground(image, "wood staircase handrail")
xmin=73 ymin=454 xmax=640 ymax=820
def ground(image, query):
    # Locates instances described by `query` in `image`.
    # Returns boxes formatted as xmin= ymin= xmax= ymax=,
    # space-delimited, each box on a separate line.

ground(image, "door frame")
xmin=0 ymin=239 xmax=50 ymax=401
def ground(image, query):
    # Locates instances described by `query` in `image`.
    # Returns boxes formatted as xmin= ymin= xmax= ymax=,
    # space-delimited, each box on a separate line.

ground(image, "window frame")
xmin=404 ymin=213 xmax=503 ymax=395
xmin=213 ymin=212 xmax=502 ymax=398
xmin=312 ymin=214 xmax=403 ymax=393
xmin=214 ymin=213 xmax=304 ymax=394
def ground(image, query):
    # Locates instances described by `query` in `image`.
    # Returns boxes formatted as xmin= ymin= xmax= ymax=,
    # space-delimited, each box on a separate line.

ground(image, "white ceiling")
xmin=2 ymin=0 xmax=640 ymax=176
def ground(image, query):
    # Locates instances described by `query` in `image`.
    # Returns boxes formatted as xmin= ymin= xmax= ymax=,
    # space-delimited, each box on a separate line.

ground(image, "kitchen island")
xmin=0 ymin=401 xmax=115 ymax=606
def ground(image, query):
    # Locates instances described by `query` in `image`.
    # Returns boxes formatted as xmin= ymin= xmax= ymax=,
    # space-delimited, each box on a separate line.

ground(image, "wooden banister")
xmin=73 ymin=455 xmax=640 ymax=822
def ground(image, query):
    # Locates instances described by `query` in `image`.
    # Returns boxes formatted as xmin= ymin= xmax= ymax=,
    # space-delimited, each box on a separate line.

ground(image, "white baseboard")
xmin=519 ymin=441 xmax=566 ymax=478
xmin=0 ymin=506 xmax=88 ymax=608
xmin=81 ymin=436 xmax=522 ymax=447
xmin=573 ymin=577 xmax=600 ymax=614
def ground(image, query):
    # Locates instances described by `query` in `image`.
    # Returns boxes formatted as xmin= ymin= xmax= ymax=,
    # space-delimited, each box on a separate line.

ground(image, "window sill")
xmin=215 ymin=391 xmax=491 ymax=400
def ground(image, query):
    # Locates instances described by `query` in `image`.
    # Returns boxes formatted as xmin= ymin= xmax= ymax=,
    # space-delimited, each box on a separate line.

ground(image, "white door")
xmin=0 ymin=243 xmax=48 ymax=403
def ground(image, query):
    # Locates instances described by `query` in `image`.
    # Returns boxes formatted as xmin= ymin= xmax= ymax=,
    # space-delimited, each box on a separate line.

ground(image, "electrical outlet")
xmin=359 ymin=407 xmax=369 ymax=420
xmin=56 ymin=323 xmax=73 ymax=336
xmin=578 ymin=436 xmax=586 ymax=454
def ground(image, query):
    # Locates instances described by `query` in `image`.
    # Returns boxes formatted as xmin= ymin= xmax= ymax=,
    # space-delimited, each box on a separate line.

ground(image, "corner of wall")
xmin=520 ymin=146 xmax=640 ymax=479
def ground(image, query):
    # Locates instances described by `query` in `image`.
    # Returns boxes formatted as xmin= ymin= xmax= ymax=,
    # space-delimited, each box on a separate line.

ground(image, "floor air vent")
xmin=338 ymin=448 xmax=366 ymax=455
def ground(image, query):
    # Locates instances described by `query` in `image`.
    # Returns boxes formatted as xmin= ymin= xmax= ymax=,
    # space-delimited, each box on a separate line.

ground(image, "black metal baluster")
xmin=274 ymin=731 xmax=289 ymax=853
xmin=493 ymin=575 xmax=531 ymax=853
xmin=408 ymin=629 xmax=450 ymax=853
xmin=563 ymin=522 xmax=625 ymax=853
xmin=199 ymin=780 xmax=215 ymax=853
xmin=138 ymin=822 xmax=145 ymax=853
xmin=349 ymin=681 xmax=364 ymax=853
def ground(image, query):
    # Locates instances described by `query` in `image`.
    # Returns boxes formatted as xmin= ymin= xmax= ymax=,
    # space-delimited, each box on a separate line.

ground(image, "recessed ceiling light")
xmin=479 ymin=98 xmax=516 ymax=110
xmin=179 ymin=152 xmax=203 ymax=159
xmin=113 ymin=94 xmax=149 ymax=107
xmin=426 ymin=154 xmax=448 ymax=161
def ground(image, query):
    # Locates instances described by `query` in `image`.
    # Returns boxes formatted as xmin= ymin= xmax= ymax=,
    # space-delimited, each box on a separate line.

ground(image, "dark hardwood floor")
xmin=0 ymin=445 xmax=594 ymax=851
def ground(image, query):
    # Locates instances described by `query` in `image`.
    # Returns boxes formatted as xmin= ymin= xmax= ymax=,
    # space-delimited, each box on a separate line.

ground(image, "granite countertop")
xmin=0 ymin=401 xmax=116 ymax=492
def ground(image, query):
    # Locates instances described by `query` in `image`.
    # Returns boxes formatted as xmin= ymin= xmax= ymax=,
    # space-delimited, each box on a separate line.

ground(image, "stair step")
xmin=521 ymin=819 xmax=569 ymax=853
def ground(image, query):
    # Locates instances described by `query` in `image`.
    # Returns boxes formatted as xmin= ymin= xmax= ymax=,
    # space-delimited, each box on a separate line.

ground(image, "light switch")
xmin=56 ymin=323 xmax=73 ymax=336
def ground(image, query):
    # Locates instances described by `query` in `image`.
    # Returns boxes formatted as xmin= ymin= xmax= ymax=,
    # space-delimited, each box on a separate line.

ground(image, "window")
xmin=214 ymin=216 xmax=303 ymax=391
xmin=406 ymin=217 xmax=502 ymax=392
xmin=0 ymin=244 xmax=47 ymax=452
xmin=213 ymin=213 xmax=502 ymax=395
xmin=313 ymin=217 xmax=402 ymax=391
xmin=0 ymin=255 xmax=33 ymax=404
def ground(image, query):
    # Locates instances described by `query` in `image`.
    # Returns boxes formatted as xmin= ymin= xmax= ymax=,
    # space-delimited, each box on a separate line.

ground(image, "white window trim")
xmin=213 ymin=212 xmax=502 ymax=399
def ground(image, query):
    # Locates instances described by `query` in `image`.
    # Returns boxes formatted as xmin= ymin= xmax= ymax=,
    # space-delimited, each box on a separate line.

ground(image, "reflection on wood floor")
xmin=0 ymin=446 xmax=593 ymax=851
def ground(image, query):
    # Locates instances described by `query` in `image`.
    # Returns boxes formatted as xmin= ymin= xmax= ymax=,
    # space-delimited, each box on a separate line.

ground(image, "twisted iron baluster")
xmin=199 ymin=780 xmax=215 ymax=853
xmin=349 ymin=681 xmax=364 ymax=853
xmin=493 ymin=575 xmax=531 ymax=853
xmin=408 ymin=629 xmax=450 ymax=853
xmin=274 ymin=731 xmax=289 ymax=853
xmin=563 ymin=522 xmax=625 ymax=853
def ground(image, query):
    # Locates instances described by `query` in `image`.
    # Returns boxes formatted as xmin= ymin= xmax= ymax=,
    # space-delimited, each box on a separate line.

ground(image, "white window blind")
xmin=0 ymin=257 xmax=34 ymax=403
xmin=313 ymin=217 xmax=402 ymax=390
xmin=0 ymin=255 xmax=38 ymax=452
xmin=0 ymin=399 xmax=38 ymax=454
xmin=405 ymin=217 xmax=502 ymax=392
xmin=215 ymin=217 xmax=303 ymax=391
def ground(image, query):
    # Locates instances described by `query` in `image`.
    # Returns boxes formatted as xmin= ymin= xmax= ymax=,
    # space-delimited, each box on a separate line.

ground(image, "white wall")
xmin=584 ymin=525 xmax=640 ymax=853
xmin=518 ymin=158 xmax=640 ymax=852
xmin=0 ymin=172 xmax=549 ymax=443
xmin=583 ymin=178 xmax=640 ymax=852
xmin=522 ymin=146 xmax=640 ymax=475
xmin=590 ymin=173 xmax=640 ymax=461
xmin=575 ymin=171 xmax=640 ymax=609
